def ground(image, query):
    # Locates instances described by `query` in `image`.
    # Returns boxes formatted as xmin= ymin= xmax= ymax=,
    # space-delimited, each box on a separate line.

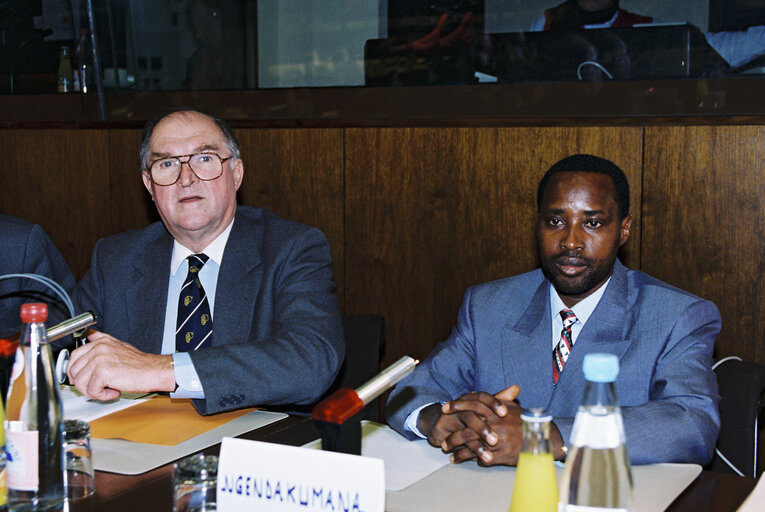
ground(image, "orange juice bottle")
xmin=509 ymin=409 xmax=558 ymax=512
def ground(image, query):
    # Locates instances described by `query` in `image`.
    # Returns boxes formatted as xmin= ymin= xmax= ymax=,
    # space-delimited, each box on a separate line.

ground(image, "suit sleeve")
xmin=554 ymin=299 xmax=721 ymax=465
xmin=386 ymin=287 xmax=479 ymax=439
xmin=189 ymin=228 xmax=344 ymax=414
xmin=619 ymin=299 xmax=721 ymax=465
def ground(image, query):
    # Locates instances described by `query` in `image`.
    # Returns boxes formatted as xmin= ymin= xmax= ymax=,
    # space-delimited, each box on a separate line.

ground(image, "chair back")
xmin=706 ymin=356 xmax=765 ymax=477
xmin=329 ymin=314 xmax=386 ymax=421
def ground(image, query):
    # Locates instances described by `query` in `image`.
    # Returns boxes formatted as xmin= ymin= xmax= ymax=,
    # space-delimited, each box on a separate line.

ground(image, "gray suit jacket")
xmin=1 ymin=214 xmax=76 ymax=338
xmin=386 ymin=260 xmax=721 ymax=465
xmin=75 ymin=206 xmax=344 ymax=414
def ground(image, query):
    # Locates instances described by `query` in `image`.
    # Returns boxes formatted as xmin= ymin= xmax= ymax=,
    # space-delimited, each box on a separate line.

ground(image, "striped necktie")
xmin=175 ymin=253 xmax=213 ymax=352
xmin=552 ymin=308 xmax=577 ymax=384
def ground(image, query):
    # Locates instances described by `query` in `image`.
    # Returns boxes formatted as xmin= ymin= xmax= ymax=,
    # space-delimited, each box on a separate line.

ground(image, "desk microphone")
xmin=312 ymin=356 xmax=418 ymax=454
xmin=52 ymin=311 xmax=97 ymax=384
xmin=1 ymin=311 xmax=96 ymax=385
xmin=0 ymin=273 xmax=96 ymax=384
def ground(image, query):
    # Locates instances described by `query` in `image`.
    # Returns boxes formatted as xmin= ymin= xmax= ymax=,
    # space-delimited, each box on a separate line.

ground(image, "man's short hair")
xmin=536 ymin=153 xmax=630 ymax=220
xmin=139 ymin=108 xmax=241 ymax=170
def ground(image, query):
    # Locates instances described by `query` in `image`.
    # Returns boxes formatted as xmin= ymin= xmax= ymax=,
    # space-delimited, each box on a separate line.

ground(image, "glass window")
xmin=1 ymin=1 xmax=763 ymax=120
xmin=74 ymin=0 xmax=764 ymax=91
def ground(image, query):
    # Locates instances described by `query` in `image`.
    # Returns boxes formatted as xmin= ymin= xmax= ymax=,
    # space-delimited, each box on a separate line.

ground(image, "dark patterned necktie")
xmin=552 ymin=308 xmax=577 ymax=384
xmin=175 ymin=254 xmax=213 ymax=352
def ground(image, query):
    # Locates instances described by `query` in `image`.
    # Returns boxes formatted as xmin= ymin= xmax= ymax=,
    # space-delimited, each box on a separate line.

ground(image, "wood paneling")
xmin=1 ymin=122 xmax=761 ymax=372
xmin=344 ymin=126 xmax=643 ymax=367
xmin=236 ymin=129 xmax=345 ymax=300
xmin=107 ymin=129 xmax=160 ymax=238
xmin=643 ymin=126 xmax=765 ymax=363
xmin=0 ymin=129 xmax=111 ymax=279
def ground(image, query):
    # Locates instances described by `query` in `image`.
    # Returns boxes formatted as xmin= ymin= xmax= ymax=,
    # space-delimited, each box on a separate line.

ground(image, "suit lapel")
xmin=213 ymin=210 xmax=263 ymax=346
xmin=548 ymin=260 xmax=632 ymax=412
xmin=128 ymin=230 xmax=173 ymax=352
xmin=503 ymin=281 xmax=555 ymax=408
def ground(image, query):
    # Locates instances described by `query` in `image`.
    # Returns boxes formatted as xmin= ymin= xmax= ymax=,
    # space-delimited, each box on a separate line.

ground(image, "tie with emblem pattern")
xmin=552 ymin=308 xmax=577 ymax=384
xmin=175 ymin=253 xmax=213 ymax=352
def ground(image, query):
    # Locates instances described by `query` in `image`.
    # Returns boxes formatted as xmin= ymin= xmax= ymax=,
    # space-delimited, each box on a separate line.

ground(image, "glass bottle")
xmin=5 ymin=303 xmax=64 ymax=511
xmin=74 ymin=28 xmax=92 ymax=94
xmin=56 ymin=47 xmax=73 ymax=93
xmin=558 ymin=352 xmax=634 ymax=511
xmin=509 ymin=408 xmax=558 ymax=512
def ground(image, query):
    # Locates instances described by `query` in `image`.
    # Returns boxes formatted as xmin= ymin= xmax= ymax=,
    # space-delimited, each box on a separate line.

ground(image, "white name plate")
xmin=217 ymin=437 xmax=385 ymax=512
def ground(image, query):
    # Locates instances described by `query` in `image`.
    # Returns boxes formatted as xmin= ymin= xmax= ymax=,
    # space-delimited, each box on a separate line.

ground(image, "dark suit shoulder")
xmin=236 ymin=205 xmax=320 ymax=234
xmin=91 ymin=222 xmax=169 ymax=261
xmin=234 ymin=205 xmax=328 ymax=248
xmin=0 ymin=214 xmax=39 ymax=257
xmin=0 ymin=213 xmax=35 ymax=237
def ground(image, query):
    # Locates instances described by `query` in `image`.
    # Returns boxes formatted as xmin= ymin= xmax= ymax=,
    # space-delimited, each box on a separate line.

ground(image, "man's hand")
xmin=418 ymin=386 xmax=521 ymax=464
xmin=66 ymin=330 xmax=176 ymax=401
xmin=440 ymin=386 xmax=524 ymax=465
xmin=438 ymin=386 xmax=568 ymax=466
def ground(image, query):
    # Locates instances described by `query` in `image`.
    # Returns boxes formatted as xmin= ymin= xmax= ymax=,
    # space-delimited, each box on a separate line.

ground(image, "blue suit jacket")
xmin=0 ymin=214 xmax=76 ymax=338
xmin=387 ymin=260 xmax=721 ymax=465
xmin=74 ymin=206 xmax=344 ymax=414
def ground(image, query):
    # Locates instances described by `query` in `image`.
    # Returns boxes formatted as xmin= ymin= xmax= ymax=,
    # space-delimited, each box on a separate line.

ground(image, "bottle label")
xmin=0 ymin=451 xmax=6 ymax=507
xmin=5 ymin=429 xmax=38 ymax=491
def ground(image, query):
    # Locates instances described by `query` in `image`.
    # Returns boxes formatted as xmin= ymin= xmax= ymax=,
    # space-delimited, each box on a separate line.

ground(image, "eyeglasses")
xmin=146 ymin=152 xmax=233 ymax=186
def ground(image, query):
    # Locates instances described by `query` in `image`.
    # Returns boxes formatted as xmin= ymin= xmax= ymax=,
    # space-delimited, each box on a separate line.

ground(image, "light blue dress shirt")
xmin=549 ymin=276 xmax=611 ymax=350
xmin=162 ymin=220 xmax=234 ymax=398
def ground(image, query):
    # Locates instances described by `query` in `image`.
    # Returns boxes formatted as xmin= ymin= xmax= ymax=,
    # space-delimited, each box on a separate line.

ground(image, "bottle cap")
xmin=520 ymin=408 xmax=553 ymax=423
xmin=20 ymin=303 xmax=48 ymax=323
xmin=583 ymin=352 xmax=619 ymax=382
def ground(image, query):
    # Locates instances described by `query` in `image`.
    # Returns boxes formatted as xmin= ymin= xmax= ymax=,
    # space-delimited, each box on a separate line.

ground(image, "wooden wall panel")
xmin=344 ymin=126 xmax=643 ymax=368
xmin=107 ymin=130 xmax=160 ymax=238
xmin=236 ymin=129 xmax=345 ymax=301
xmin=643 ymin=126 xmax=765 ymax=363
xmin=2 ymin=123 xmax=762 ymax=374
xmin=0 ymin=129 xmax=110 ymax=279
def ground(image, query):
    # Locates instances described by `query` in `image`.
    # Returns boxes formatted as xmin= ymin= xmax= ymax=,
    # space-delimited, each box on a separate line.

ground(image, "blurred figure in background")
xmin=529 ymin=0 xmax=654 ymax=31
xmin=0 ymin=213 xmax=76 ymax=338
xmin=184 ymin=0 xmax=226 ymax=89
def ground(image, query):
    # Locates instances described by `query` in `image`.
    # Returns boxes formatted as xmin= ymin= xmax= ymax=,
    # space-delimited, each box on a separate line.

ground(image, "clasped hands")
xmin=419 ymin=385 xmax=565 ymax=466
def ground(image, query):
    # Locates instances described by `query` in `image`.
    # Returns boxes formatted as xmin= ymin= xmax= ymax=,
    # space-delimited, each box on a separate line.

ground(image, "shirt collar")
xmin=583 ymin=10 xmax=619 ymax=29
xmin=170 ymin=219 xmax=235 ymax=275
xmin=550 ymin=275 xmax=612 ymax=326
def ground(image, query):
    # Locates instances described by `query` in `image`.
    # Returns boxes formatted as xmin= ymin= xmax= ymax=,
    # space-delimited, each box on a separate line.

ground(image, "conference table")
xmin=65 ymin=413 xmax=757 ymax=512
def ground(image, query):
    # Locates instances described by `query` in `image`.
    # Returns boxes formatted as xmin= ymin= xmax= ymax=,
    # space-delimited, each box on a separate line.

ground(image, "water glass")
xmin=63 ymin=419 xmax=95 ymax=500
xmin=173 ymin=454 xmax=218 ymax=512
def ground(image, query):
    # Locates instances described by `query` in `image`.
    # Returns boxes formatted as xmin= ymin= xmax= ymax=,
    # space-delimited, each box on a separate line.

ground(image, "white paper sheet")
xmin=304 ymin=421 xmax=451 ymax=491
xmin=92 ymin=410 xmax=287 ymax=475
xmin=60 ymin=385 xmax=151 ymax=422
xmin=304 ymin=422 xmax=700 ymax=510
xmin=386 ymin=461 xmax=701 ymax=512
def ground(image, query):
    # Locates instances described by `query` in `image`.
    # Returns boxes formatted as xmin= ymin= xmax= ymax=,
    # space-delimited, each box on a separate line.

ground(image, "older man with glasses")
xmin=67 ymin=109 xmax=344 ymax=415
